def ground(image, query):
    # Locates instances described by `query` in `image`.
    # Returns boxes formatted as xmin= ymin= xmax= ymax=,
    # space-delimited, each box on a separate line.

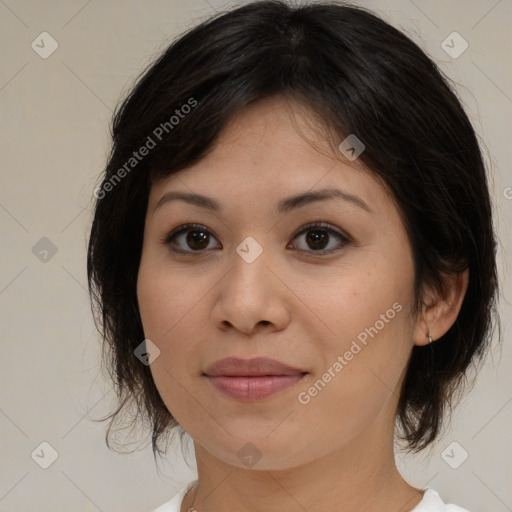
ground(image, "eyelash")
xmin=162 ymin=221 xmax=351 ymax=256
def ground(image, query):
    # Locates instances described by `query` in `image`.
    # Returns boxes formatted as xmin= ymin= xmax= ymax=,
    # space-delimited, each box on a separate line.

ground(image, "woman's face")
xmin=137 ymin=95 xmax=420 ymax=470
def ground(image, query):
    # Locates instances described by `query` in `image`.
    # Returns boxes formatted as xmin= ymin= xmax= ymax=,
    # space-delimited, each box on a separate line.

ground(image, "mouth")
xmin=203 ymin=357 xmax=308 ymax=402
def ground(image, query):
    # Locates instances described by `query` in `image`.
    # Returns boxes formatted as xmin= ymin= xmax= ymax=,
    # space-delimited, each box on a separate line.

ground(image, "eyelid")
xmin=290 ymin=221 xmax=350 ymax=243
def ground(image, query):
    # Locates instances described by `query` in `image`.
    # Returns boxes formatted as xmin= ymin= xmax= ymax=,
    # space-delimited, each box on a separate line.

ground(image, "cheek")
xmin=137 ymin=264 xmax=197 ymax=422
xmin=136 ymin=258 xmax=206 ymax=382
xmin=297 ymin=302 xmax=413 ymax=447
xmin=309 ymin=251 xmax=415 ymax=395
xmin=316 ymin=257 xmax=412 ymax=342
xmin=137 ymin=254 xmax=202 ymax=342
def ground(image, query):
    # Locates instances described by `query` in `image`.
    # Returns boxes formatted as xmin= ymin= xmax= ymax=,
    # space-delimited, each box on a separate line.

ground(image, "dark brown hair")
xmin=87 ymin=0 xmax=500 ymax=458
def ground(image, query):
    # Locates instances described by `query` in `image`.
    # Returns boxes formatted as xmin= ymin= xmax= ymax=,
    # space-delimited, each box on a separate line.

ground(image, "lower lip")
xmin=206 ymin=374 xmax=306 ymax=402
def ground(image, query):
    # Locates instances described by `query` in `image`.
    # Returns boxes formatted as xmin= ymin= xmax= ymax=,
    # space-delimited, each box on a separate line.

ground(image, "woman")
xmin=87 ymin=1 xmax=499 ymax=511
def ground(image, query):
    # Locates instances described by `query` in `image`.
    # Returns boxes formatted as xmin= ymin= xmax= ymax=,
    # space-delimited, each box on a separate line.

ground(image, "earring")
xmin=427 ymin=331 xmax=433 ymax=344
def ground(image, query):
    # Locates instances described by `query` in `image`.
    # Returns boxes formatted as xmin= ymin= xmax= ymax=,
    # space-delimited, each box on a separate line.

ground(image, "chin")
xmin=195 ymin=430 xmax=316 ymax=471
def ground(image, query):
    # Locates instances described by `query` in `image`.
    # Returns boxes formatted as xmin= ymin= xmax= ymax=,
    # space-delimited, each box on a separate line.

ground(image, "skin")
xmin=136 ymin=95 xmax=469 ymax=512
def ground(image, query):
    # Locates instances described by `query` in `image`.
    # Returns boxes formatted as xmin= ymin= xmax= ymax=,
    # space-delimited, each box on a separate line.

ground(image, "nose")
xmin=211 ymin=246 xmax=291 ymax=335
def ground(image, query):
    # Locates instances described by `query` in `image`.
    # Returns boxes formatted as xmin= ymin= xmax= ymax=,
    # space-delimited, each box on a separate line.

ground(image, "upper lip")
xmin=204 ymin=357 xmax=306 ymax=377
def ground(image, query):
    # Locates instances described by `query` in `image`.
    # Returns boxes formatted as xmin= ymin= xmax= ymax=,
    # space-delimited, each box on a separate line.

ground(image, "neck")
xmin=181 ymin=422 xmax=423 ymax=512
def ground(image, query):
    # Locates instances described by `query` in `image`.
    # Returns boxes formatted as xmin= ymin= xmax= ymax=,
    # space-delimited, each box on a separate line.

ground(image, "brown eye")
xmin=186 ymin=230 xmax=210 ymax=250
xmin=164 ymin=224 xmax=220 ymax=253
xmin=290 ymin=222 xmax=350 ymax=254
xmin=305 ymin=229 xmax=330 ymax=250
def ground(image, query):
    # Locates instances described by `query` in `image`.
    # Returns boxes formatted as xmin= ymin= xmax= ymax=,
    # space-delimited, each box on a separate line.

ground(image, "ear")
xmin=413 ymin=268 xmax=469 ymax=346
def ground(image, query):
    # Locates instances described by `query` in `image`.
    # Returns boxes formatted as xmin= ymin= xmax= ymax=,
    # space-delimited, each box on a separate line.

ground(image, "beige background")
xmin=1 ymin=0 xmax=511 ymax=511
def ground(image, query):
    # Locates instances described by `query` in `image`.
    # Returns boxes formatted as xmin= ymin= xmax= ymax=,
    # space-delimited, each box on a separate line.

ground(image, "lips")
xmin=204 ymin=357 xmax=306 ymax=377
xmin=203 ymin=357 xmax=307 ymax=402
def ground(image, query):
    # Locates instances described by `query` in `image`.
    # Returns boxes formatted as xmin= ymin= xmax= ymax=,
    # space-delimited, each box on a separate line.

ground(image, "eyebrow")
xmin=153 ymin=188 xmax=372 ymax=214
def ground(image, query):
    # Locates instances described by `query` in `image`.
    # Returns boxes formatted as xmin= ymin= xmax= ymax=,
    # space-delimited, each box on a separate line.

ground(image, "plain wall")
xmin=1 ymin=0 xmax=511 ymax=511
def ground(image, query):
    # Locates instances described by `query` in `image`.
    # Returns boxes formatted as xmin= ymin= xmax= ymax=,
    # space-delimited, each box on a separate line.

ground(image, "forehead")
xmin=147 ymin=95 xmax=391 ymax=215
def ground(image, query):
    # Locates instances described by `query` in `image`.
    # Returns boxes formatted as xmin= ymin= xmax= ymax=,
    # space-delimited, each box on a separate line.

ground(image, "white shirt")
xmin=150 ymin=481 xmax=471 ymax=512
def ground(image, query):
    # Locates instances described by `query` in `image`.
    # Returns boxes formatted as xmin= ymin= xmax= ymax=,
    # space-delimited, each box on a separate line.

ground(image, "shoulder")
xmin=413 ymin=489 xmax=471 ymax=512
xmin=149 ymin=481 xmax=196 ymax=512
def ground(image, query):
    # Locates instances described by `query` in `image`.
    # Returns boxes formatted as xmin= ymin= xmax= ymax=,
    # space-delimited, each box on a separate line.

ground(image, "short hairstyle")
xmin=87 ymin=0 xmax=500 ymax=457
